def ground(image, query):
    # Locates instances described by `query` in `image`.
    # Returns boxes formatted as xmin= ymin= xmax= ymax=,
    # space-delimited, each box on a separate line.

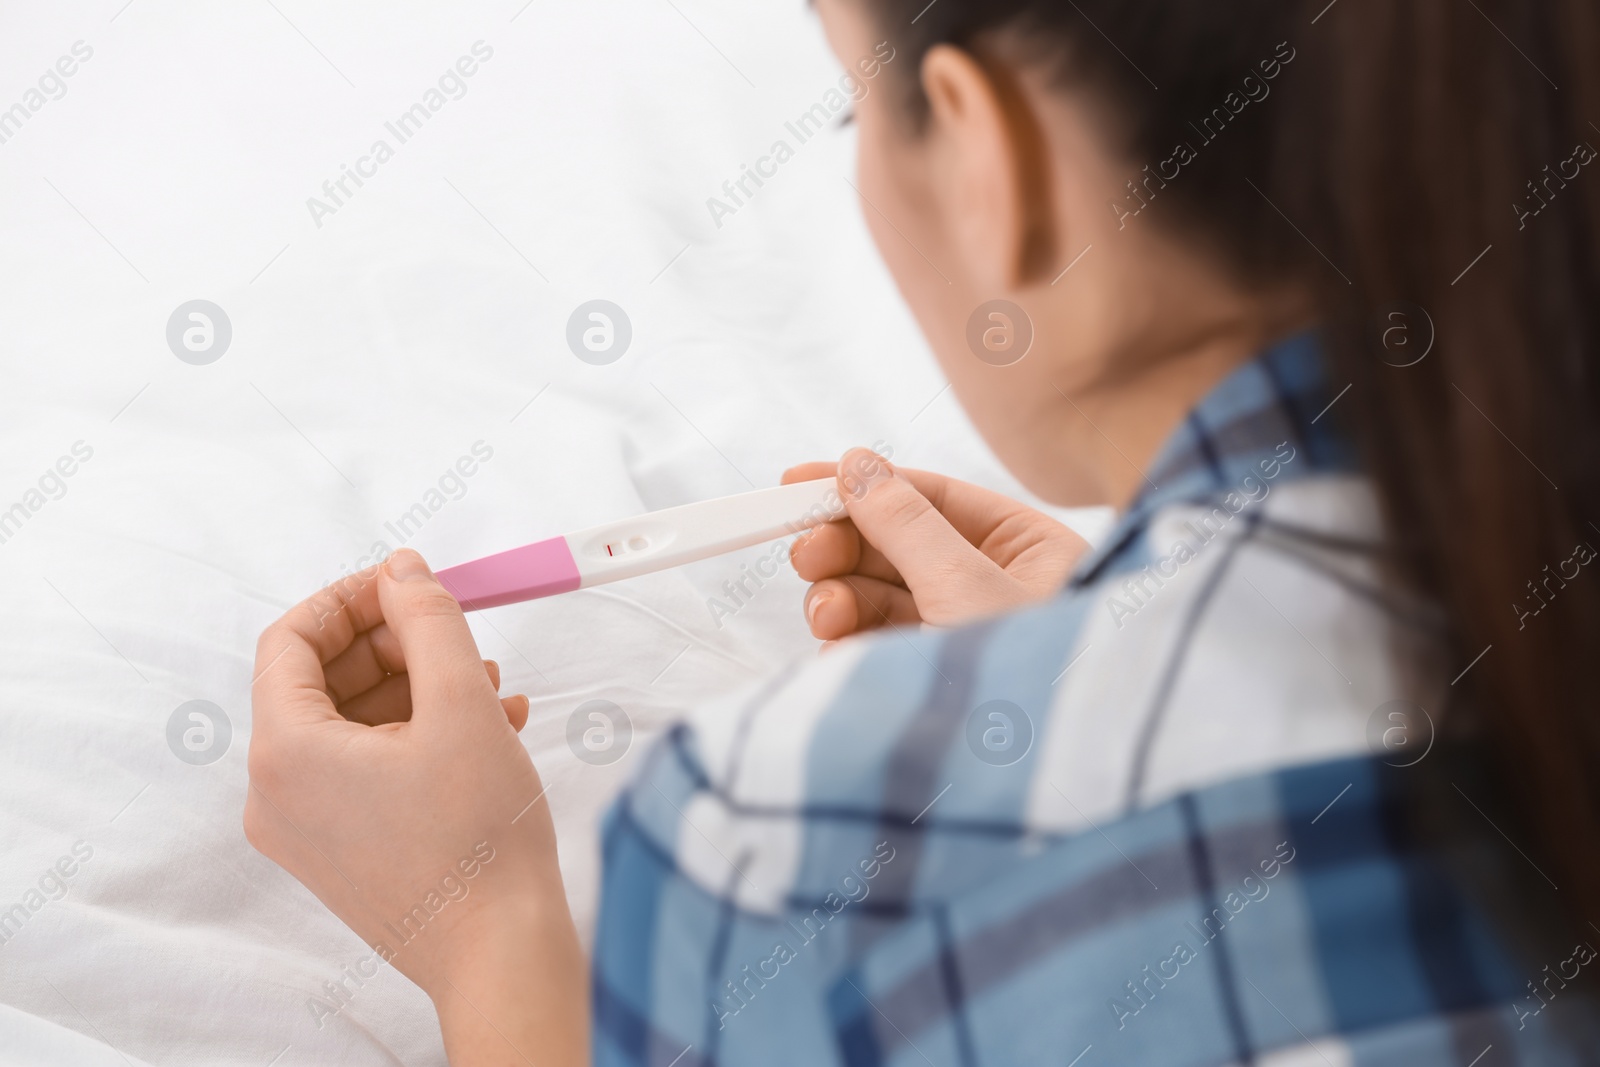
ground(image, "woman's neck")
xmin=1052 ymin=309 xmax=1312 ymax=512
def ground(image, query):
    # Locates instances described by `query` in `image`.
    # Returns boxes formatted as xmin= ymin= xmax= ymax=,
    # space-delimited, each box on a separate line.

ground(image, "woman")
xmin=246 ymin=0 xmax=1600 ymax=1063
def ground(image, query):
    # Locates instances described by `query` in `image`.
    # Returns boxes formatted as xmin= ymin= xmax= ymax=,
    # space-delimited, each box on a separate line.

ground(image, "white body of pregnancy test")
xmin=436 ymin=477 xmax=846 ymax=611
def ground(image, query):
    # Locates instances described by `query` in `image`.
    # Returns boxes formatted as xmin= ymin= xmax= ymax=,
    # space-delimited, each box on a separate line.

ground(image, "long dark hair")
xmin=860 ymin=0 xmax=1600 ymax=918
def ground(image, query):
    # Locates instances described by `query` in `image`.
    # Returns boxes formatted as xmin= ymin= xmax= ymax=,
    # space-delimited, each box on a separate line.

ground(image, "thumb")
xmin=377 ymin=549 xmax=498 ymax=720
xmin=836 ymin=448 xmax=1006 ymax=599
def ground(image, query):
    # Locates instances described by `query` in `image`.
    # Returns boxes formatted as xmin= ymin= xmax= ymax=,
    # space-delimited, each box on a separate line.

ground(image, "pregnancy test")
xmin=437 ymin=478 xmax=846 ymax=611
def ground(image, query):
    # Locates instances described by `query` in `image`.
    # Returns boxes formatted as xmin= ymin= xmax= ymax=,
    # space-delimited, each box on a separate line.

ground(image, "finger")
xmin=790 ymin=521 xmax=858 ymax=581
xmin=325 ymin=618 xmax=501 ymax=704
xmin=790 ymin=520 xmax=904 ymax=586
xmin=322 ymin=626 xmax=402 ymax=704
xmin=376 ymin=549 xmax=499 ymax=724
xmin=892 ymin=467 xmax=1060 ymax=556
xmin=896 ymin=467 xmax=1091 ymax=590
xmin=275 ymin=565 xmax=391 ymax=666
xmin=785 ymin=458 xmax=906 ymax=585
xmin=791 ymin=457 xmax=1048 ymax=551
xmin=338 ymin=672 xmax=414 ymax=727
xmin=338 ymin=660 xmax=507 ymax=728
xmin=781 ymin=461 xmax=844 ymax=485
xmin=501 ymin=694 xmax=530 ymax=732
xmin=834 ymin=448 xmax=1010 ymax=600
xmin=253 ymin=564 xmax=393 ymax=732
xmin=804 ymin=575 xmax=921 ymax=640
xmin=794 ymin=455 xmax=1061 ymax=571
xmin=812 ymin=456 xmax=1060 ymax=553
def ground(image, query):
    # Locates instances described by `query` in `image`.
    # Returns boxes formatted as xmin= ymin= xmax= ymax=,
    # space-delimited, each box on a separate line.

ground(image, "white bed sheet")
xmin=0 ymin=3 xmax=1108 ymax=1063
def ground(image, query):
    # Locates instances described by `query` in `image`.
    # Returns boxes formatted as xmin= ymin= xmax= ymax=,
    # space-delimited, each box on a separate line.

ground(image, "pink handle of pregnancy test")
xmin=436 ymin=537 xmax=581 ymax=611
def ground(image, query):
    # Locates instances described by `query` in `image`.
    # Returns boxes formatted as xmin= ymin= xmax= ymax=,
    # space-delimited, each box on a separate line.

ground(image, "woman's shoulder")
xmin=599 ymin=648 xmax=1598 ymax=1067
xmin=612 ymin=467 xmax=1449 ymax=916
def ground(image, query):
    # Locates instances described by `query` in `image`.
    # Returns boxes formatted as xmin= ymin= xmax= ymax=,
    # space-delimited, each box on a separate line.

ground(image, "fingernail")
xmin=387 ymin=549 xmax=433 ymax=582
xmin=806 ymin=589 xmax=833 ymax=625
xmin=839 ymin=448 xmax=894 ymax=500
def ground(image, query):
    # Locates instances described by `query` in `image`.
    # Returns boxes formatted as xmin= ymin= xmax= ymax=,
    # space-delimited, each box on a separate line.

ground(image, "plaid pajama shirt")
xmin=591 ymin=333 xmax=1600 ymax=1066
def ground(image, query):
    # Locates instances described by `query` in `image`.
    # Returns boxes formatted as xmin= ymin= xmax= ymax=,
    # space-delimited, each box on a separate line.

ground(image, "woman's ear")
xmin=920 ymin=44 xmax=1055 ymax=291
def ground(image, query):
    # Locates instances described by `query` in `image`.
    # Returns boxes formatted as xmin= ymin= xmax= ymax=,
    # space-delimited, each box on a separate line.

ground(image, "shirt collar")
xmin=1070 ymin=329 xmax=1358 ymax=587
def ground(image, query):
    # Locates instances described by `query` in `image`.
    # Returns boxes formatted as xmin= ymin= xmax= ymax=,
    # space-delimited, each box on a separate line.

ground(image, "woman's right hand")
xmin=784 ymin=449 xmax=1091 ymax=643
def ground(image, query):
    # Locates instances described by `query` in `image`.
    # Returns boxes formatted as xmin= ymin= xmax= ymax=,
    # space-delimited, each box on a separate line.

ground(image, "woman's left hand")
xmin=246 ymin=548 xmax=587 ymax=1065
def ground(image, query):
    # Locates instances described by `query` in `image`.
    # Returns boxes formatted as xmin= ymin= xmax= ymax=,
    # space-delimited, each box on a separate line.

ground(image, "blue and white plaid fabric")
xmin=591 ymin=334 xmax=1600 ymax=1065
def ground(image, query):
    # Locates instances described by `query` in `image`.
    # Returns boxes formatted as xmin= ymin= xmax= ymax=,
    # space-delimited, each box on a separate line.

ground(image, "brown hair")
xmin=861 ymin=0 xmax=1600 ymax=916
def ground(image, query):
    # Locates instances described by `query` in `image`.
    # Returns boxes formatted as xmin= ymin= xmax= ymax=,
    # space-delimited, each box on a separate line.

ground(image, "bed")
xmin=0 ymin=2 xmax=1104 ymax=1063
